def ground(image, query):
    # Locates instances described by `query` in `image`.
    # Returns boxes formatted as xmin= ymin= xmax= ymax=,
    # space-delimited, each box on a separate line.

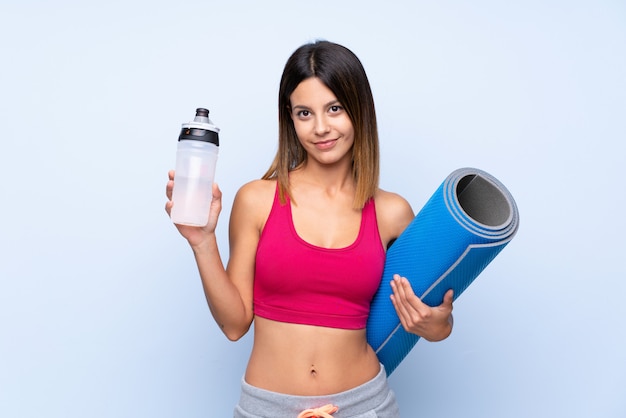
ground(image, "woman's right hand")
xmin=165 ymin=169 xmax=223 ymax=248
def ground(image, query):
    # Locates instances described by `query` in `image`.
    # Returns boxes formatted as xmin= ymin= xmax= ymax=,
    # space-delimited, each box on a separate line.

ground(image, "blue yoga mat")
xmin=367 ymin=167 xmax=519 ymax=375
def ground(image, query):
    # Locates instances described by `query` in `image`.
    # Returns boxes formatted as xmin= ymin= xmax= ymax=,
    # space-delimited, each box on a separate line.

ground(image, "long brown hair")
xmin=262 ymin=40 xmax=380 ymax=209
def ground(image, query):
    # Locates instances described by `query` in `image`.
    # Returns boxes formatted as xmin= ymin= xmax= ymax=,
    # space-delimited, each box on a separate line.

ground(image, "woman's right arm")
xmin=165 ymin=171 xmax=269 ymax=341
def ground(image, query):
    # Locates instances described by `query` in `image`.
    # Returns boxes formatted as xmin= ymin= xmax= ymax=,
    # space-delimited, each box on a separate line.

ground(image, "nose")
xmin=314 ymin=115 xmax=331 ymax=136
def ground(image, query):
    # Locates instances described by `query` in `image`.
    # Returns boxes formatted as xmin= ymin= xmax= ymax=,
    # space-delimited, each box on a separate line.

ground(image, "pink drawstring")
xmin=297 ymin=403 xmax=339 ymax=418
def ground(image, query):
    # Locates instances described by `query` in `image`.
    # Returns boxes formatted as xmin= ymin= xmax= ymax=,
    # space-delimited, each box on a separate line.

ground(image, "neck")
xmin=293 ymin=159 xmax=355 ymax=196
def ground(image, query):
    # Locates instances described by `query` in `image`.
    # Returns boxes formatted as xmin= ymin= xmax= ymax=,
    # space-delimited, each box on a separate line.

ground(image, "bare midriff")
xmin=244 ymin=316 xmax=381 ymax=396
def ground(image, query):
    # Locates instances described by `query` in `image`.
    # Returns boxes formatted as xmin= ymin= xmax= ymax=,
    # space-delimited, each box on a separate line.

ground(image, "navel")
xmin=310 ymin=364 xmax=317 ymax=377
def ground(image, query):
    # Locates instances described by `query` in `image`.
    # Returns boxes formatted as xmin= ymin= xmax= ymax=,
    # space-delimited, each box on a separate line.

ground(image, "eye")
xmin=296 ymin=109 xmax=311 ymax=118
xmin=329 ymin=105 xmax=344 ymax=114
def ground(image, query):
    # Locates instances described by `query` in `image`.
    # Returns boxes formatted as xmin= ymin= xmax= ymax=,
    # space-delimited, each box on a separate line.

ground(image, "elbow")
xmin=212 ymin=307 xmax=253 ymax=341
xmin=222 ymin=323 xmax=251 ymax=342
xmin=224 ymin=330 xmax=245 ymax=342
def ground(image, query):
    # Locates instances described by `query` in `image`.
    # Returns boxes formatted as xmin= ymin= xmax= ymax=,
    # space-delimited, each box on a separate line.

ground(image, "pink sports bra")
xmin=253 ymin=184 xmax=385 ymax=330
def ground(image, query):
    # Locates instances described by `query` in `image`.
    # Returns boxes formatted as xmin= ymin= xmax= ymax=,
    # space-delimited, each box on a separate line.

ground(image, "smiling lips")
xmin=314 ymin=138 xmax=338 ymax=150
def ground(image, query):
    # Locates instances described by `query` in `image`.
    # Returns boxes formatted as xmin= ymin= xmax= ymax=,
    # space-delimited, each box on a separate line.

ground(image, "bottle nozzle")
xmin=194 ymin=108 xmax=210 ymax=124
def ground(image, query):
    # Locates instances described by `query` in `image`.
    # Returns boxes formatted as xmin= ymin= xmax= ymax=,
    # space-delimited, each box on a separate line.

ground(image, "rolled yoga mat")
xmin=367 ymin=167 xmax=519 ymax=375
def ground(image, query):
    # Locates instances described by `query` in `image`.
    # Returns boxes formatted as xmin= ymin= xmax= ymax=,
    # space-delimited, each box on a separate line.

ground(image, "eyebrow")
xmin=291 ymin=100 xmax=341 ymax=111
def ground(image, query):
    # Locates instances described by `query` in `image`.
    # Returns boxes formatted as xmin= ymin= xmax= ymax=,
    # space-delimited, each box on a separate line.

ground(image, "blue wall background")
xmin=1 ymin=1 xmax=624 ymax=417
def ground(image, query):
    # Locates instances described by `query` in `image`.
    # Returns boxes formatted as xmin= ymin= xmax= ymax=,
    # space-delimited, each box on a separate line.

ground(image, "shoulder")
xmin=373 ymin=188 xmax=415 ymax=245
xmin=374 ymin=188 xmax=414 ymax=221
xmin=231 ymin=179 xmax=277 ymax=230
xmin=235 ymin=179 xmax=276 ymax=203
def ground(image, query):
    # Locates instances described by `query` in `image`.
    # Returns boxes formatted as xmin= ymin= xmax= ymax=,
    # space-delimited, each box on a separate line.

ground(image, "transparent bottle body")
xmin=171 ymin=140 xmax=218 ymax=226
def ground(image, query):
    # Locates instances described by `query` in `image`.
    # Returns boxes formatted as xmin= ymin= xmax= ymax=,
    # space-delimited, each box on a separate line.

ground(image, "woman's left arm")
xmin=376 ymin=189 xmax=454 ymax=342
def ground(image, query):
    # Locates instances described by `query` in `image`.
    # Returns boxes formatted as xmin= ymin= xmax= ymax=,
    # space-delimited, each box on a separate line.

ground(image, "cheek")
xmin=338 ymin=114 xmax=354 ymax=132
xmin=342 ymin=120 xmax=355 ymax=141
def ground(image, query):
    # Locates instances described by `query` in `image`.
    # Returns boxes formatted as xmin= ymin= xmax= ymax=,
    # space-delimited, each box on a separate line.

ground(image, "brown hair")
xmin=261 ymin=40 xmax=380 ymax=209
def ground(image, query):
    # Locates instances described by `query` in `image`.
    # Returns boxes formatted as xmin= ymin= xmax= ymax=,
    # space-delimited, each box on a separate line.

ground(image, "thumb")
xmin=442 ymin=289 xmax=454 ymax=307
xmin=212 ymin=182 xmax=222 ymax=199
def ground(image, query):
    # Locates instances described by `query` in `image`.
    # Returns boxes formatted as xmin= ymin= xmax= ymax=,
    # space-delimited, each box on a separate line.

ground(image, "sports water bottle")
xmin=171 ymin=108 xmax=220 ymax=226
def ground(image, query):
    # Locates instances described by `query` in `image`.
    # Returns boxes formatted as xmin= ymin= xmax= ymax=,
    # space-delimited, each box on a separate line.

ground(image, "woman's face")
xmin=289 ymin=77 xmax=355 ymax=167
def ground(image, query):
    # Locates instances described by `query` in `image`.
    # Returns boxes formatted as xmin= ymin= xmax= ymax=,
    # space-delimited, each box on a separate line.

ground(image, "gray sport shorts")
xmin=234 ymin=364 xmax=400 ymax=417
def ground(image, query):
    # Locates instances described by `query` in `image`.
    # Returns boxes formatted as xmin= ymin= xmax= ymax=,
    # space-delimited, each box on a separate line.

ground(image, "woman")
xmin=165 ymin=40 xmax=454 ymax=418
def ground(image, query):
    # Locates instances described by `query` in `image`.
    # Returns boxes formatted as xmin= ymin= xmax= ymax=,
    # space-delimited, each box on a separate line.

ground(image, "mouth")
xmin=314 ymin=138 xmax=338 ymax=149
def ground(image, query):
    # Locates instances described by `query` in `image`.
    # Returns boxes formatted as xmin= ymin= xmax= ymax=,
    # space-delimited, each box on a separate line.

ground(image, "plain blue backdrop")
xmin=1 ymin=1 xmax=624 ymax=417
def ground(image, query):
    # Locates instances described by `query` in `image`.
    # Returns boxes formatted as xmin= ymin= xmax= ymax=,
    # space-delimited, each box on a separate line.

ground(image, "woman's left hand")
xmin=390 ymin=274 xmax=454 ymax=342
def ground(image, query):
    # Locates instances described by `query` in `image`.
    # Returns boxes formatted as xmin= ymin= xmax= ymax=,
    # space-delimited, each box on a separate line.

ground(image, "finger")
xmin=165 ymin=170 xmax=175 ymax=213
xmin=390 ymin=278 xmax=406 ymax=314
xmin=391 ymin=275 xmax=410 ymax=306
xmin=390 ymin=277 xmax=414 ymax=326
xmin=212 ymin=182 xmax=222 ymax=200
xmin=397 ymin=276 xmax=430 ymax=314
xmin=390 ymin=289 xmax=410 ymax=331
xmin=166 ymin=179 xmax=175 ymax=201
xmin=398 ymin=276 xmax=418 ymax=299
xmin=392 ymin=275 xmax=411 ymax=301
